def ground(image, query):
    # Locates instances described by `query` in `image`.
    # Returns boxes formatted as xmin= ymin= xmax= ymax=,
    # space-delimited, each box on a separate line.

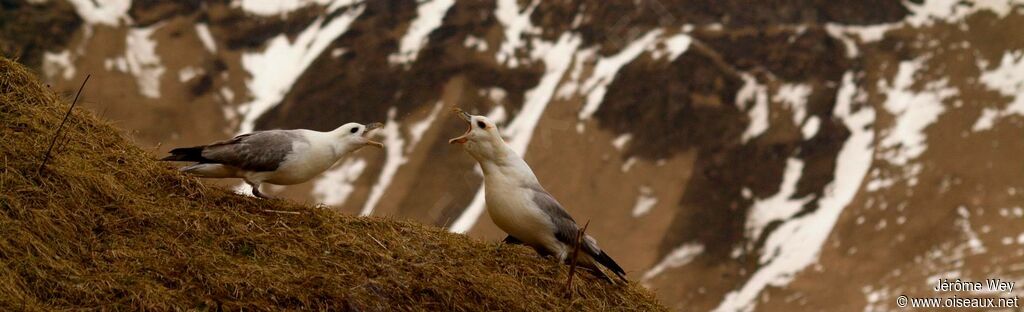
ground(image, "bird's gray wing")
xmin=200 ymin=130 xmax=304 ymax=172
xmin=525 ymin=184 xmax=600 ymax=253
xmin=526 ymin=183 xmax=627 ymax=280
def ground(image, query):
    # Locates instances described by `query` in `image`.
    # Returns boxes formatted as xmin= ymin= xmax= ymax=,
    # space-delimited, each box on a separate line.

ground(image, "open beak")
xmin=448 ymin=108 xmax=472 ymax=144
xmin=363 ymin=122 xmax=384 ymax=148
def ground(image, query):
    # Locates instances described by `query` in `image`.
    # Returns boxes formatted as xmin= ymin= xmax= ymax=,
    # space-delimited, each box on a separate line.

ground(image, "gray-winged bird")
xmin=448 ymin=108 xmax=626 ymax=282
xmin=161 ymin=123 xmax=384 ymax=198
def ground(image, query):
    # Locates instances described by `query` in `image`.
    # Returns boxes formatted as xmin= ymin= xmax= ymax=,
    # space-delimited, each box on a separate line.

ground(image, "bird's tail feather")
xmin=180 ymin=163 xmax=236 ymax=178
xmin=580 ymin=262 xmax=614 ymax=283
xmin=160 ymin=146 xmax=208 ymax=162
xmin=592 ymin=250 xmax=627 ymax=282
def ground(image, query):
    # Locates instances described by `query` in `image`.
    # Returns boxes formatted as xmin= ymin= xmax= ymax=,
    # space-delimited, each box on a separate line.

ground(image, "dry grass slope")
xmin=0 ymin=57 xmax=665 ymax=311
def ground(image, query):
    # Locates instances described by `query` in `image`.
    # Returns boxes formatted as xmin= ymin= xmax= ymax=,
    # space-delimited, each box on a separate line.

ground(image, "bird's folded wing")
xmin=527 ymin=185 xmax=601 ymax=254
xmin=201 ymin=130 xmax=303 ymax=172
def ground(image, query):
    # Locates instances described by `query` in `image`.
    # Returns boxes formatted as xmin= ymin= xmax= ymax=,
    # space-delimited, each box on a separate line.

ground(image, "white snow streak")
xmin=642 ymin=243 xmax=704 ymax=282
xmin=66 ymin=0 xmax=130 ymax=26
xmin=612 ymin=133 xmax=632 ymax=151
xmin=237 ymin=3 xmax=364 ymax=133
xmin=825 ymin=0 xmax=1016 ymax=59
xmin=973 ymin=51 xmax=1024 ymax=131
xmin=42 ymin=50 xmax=75 ymax=80
xmin=195 ymin=23 xmax=217 ymax=53
xmin=738 ymin=74 xmax=770 ymax=142
xmin=632 ymin=186 xmax=658 ymax=217
xmin=235 ymin=0 xmax=350 ymax=16
xmin=577 ymin=30 xmax=662 ymax=121
xmin=878 ymin=59 xmax=956 ymax=168
xmin=360 ymin=108 xmax=407 ymax=216
xmin=494 ymin=0 xmax=540 ymax=67
xmin=178 ymin=66 xmax=201 ymax=82
xmin=905 ymin=0 xmax=1019 ymax=26
xmin=650 ymin=33 xmax=692 ymax=61
xmin=407 ymin=101 xmax=445 ymax=152
xmin=391 ymin=0 xmax=455 ymax=64
xmin=714 ymin=72 xmax=875 ymax=312
xmin=777 ymin=83 xmax=812 ymax=124
xmin=802 ymin=116 xmax=821 ymax=138
xmin=313 ymin=158 xmax=367 ymax=206
xmin=464 ymin=36 xmax=489 ymax=52
xmin=744 ymin=158 xmax=811 ymax=243
xmin=825 ymin=22 xmax=896 ymax=58
xmin=125 ymin=26 xmax=166 ymax=99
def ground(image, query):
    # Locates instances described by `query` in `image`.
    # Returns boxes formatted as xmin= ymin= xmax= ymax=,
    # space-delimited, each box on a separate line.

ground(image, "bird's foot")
xmin=252 ymin=190 xmax=266 ymax=199
xmin=252 ymin=188 xmax=275 ymax=199
xmin=247 ymin=182 xmax=271 ymax=199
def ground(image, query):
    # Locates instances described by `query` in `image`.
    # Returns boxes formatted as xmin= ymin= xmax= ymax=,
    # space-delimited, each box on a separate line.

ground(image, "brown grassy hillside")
xmin=0 ymin=57 xmax=665 ymax=311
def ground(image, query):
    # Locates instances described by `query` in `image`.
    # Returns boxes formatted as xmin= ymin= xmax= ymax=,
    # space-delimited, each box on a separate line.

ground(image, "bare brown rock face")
xmin=20 ymin=0 xmax=1024 ymax=310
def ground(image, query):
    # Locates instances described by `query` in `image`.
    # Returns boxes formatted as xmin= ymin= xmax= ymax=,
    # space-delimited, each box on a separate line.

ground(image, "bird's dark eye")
xmin=350 ymin=127 xmax=359 ymax=134
xmin=477 ymin=121 xmax=486 ymax=129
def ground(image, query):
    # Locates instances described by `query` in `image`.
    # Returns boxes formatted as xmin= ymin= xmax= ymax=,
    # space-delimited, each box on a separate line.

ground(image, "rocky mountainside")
xmin=14 ymin=0 xmax=1024 ymax=310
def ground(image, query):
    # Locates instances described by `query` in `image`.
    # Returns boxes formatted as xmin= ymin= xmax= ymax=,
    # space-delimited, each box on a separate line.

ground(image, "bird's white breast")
xmin=483 ymin=170 xmax=556 ymax=248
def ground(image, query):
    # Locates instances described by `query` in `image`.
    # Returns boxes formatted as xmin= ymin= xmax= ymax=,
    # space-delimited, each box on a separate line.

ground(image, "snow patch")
xmin=612 ymin=133 xmax=632 ymax=151
xmin=554 ymin=48 xmax=595 ymax=100
xmin=878 ymin=59 xmax=956 ymax=170
xmin=714 ymin=72 xmax=875 ymax=312
xmin=642 ymin=243 xmax=704 ymax=282
xmin=390 ymin=0 xmax=455 ymax=64
xmin=237 ymin=3 xmax=364 ymax=133
xmin=360 ymin=108 xmax=407 ymax=216
xmin=824 ymin=0 xmax=1013 ymax=58
xmin=494 ymin=0 xmax=540 ymax=67
xmin=802 ymin=116 xmax=821 ymax=138
xmin=777 ymin=83 xmax=812 ymax=124
xmin=195 ymin=23 xmax=217 ymax=53
xmin=485 ymin=87 xmax=508 ymax=104
xmin=957 ymin=206 xmax=987 ymax=254
xmin=178 ymin=66 xmax=201 ymax=82
xmin=744 ymin=158 xmax=811 ymax=243
xmin=125 ymin=26 xmax=166 ymax=99
xmin=621 ymin=157 xmax=637 ymax=172
xmin=905 ymin=0 xmax=1019 ymax=26
xmin=104 ymin=57 xmax=128 ymax=72
xmin=738 ymin=74 xmax=770 ymax=142
xmin=313 ymin=158 xmax=367 ymax=206
xmin=650 ymin=33 xmax=691 ymax=61
xmin=577 ymin=30 xmax=662 ymax=121
xmin=42 ymin=50 xmax=75 ymax=80
xmin=66 ymin=0 xmax=130 ymax=26
xmin=234 ymin=0 xmax=351 ymax=16
xmin=464 ymin=36 xmax=489 ymax=52
xmin=973 ymin=108 xmax=1000 ymax=131
xmin=973 ymin=51 xmax=1024 ymax=131
xmin=220 ymin=87 xmax=235 ymax=104
xmin=632 ymin=186 xmax=658 ymax=217
xmin=407 ymin=101 xmax=445 ymax=152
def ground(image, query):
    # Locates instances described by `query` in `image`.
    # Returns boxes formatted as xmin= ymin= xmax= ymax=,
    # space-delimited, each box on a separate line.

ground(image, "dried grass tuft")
xmin=0 ymin=57 xmax=666 ymax=311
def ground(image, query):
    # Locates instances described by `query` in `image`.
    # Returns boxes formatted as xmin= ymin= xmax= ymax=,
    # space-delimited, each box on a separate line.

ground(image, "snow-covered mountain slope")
xmin=30 ymin=0 xmax=1024 ymax=310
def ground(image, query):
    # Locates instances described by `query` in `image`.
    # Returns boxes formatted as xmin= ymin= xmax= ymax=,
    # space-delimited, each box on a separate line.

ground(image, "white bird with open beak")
xmin=161 ymin=122 xmax=384 ymax=198
xmin=448 ymin=108 xmax=627 ymax=282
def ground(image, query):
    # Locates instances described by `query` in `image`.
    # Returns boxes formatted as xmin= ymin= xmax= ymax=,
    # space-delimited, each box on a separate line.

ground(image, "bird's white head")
xmin=448 ymin=107 xmax=508 ymax=162
xmin=334 ymin=122 xmax=385 ymax=150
